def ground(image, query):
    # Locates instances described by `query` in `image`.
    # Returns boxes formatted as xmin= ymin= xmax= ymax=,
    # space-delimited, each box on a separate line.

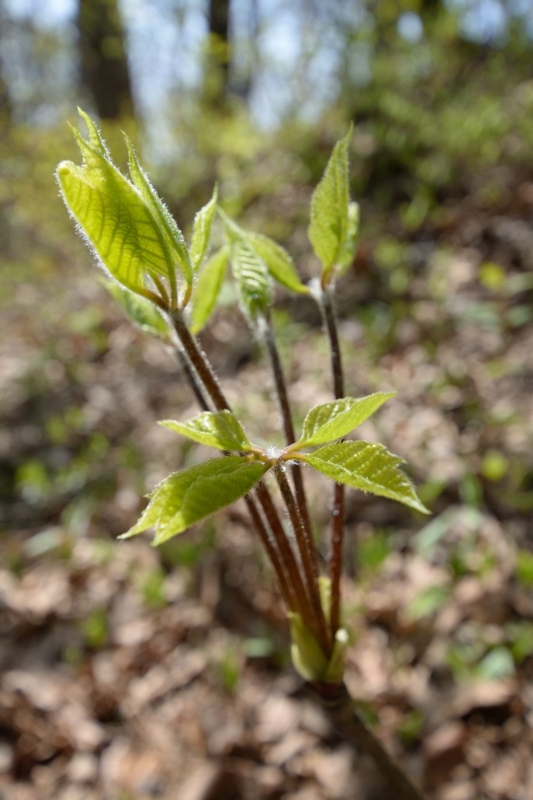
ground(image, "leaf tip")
xmin=415 ymin=499 xmax=432 ymax=516
xmin=56 ymin=160 xmax=73 ymax=179
xmin=157 ymin=419 xmax=174 ymax=431
xmin=122 ymin=131 xmax=134 ymax=151
xmin=117 ymin=528 xmax=140 ymax=540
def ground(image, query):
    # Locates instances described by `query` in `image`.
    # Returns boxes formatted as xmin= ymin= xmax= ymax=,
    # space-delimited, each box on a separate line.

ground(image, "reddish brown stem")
xmin=172 ymin=346 xmax=212 ymax=412
xmin=321 ymin=288 xmax=344 ymax=399
xmin=260 ymin=314 xmax=329 ymax=649
xmin=171 ymin=310 xmax=230 ymax=412
xmin=254 ymin=481 xmax=314 ymax=625
xmin=274 ymin=465 xmax=331 ymax=655
xmin=261 ymin=314 xmax=314 ymax=543
xmin=321 ymin=287 xmax=346 ymax=637
xmin=245 ymin=494 xmax=296 ymax=611
xmin=329 ymin=484 xmax=345 ymax=635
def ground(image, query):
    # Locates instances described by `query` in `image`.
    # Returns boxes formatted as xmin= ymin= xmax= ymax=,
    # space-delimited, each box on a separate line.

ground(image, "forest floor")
xmin=1 ymin=176 xmax=533 ymax=800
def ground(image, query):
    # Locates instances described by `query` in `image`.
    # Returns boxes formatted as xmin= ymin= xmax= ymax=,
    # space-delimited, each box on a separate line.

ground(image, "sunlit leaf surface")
xmin=160 ymin=410 xmax=253 ymax=452
xmin=298 ymin=392 xmax=395 ymax=446
xmin=190 ymin=185 xmax=218 ymax=270
xmin=121 ymin=456 xmax=269 ymax=544
xmin=305 ymin=441 xmax=429 ymax=514
xmin=190 ymin=247 xmax=229 ymax=333
xmin=308 ymin=125 xmax=353 ymax=273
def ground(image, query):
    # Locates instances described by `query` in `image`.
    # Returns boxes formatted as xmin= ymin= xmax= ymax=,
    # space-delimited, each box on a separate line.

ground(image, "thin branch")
xmin=172 ymin=346 xmax=212 ymax=412
xmin=260 ymin=313 xmax=316 ymax=566
xmin=274 ymin=464 xmax=331 ymax=655
xmin=311 ymin=682 xmax=428 ymax=800
xmin=260 ymin=313 xmax=327 ymax=643
xmin=171 ymin=310 xmax=230 ymax=412
xmin=321 ymin=287 xmax=346 ymax=637
xmin=254 ymin=481 xmax=314 ymax=625
xmin=244 ymin=493 xmax=296 ymax=611
xmin=321 ymin=287 xmax=345 ymax=399
xmin=328 ymin=483 xmax=345 ymax=635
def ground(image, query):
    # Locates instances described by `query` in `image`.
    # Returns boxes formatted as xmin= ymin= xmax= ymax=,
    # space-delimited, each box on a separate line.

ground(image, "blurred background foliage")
xmin=2 ymin=0 xmax=533 ymax=696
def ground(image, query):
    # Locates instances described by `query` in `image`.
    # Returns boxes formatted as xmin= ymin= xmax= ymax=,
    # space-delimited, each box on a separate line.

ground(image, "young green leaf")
xmin=218 ymin=208 xmax=242 ymax=240
xmin=76 ymin=107 xmax=110 ymax=158
xmin=337 ymin=201 xmax=360 ymax=277
xmin=190 ymin=246 xmax=229 ymax=333
xmin=219 ymin=209 xmax=272 ymax=318
xmin=308 ymin=125 xmax=353 ymax=277
xmin=304 ymin=441 xmax=429 ymax=514
xmin=121 ymin=456 xmax=269 ymax=545
xmin=103 ymin=280 xmax=169 ymax=338
xmin=296 ymin=392 xmax=395 ymax=447
xmin=57 ymin=116 xmax=184 ymax=296
xmin=57 ymin=156 xmax=166 ymax=293
xmin=230 ymin=238 xmax=272 ymax=318
xmin=248 ymin=232 xmax=308 ymax=295
xmin=125 ymin=135 xmax=192 ymax=285
xmin=190 ymin=185 xmax=218 ymax=270
xmin=288 ymin=612 xmax=328 ymax=681
xmin=159 ymin=410 xmax=254 ymax=452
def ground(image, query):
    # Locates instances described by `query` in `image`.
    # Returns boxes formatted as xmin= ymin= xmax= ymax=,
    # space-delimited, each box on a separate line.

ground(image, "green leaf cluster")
xmin=218 ymin=211 xmax=272 ymax=319
xmin=56 ymin=109 xmax=194 ymax=306
xmin=218 ymin=210 xmax=308 ymax=321
xmin=57 ymin=122 xmax=427 ymax=539
xmin=124 ymin=395 xmax=426 ymax=547
xmin=186 ymin=126 xmax=361 ymax=330
xmin=57 ymin=116 xmax=360 ymax=336
xmin=247 ymin=232 xmax=308 ymax=295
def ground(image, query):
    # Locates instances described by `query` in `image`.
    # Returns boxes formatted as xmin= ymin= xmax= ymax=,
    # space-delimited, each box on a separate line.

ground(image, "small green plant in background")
xmin=57 ymin=110 xmax=429 ymax=800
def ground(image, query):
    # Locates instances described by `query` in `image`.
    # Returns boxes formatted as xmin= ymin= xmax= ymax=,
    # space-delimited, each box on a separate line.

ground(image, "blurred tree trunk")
xmin=420 ymin=0 xmax=442 ymax=15
xmin=233 ymin=0 xmax=259 ymax=101
xmin=0 ymin=1 xmax=12 ymax=123
xmin=77 ymin=0 xmax=134 ymax=120
xmin=204 ymin=0 xmax=231 ymax=107
xmin=0 ymin=71 xmax=11 ymax=122
xmin=420 ymin=0 xmax=444 ymax=32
